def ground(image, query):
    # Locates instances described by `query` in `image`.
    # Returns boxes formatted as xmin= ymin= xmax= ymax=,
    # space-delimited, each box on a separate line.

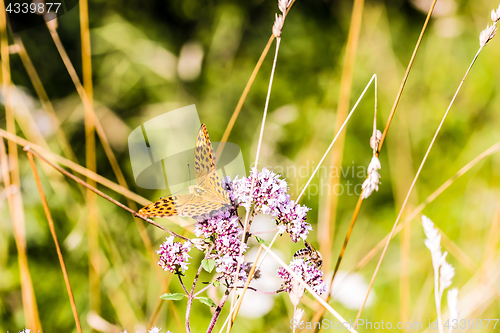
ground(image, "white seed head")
xmin=370 ymin=129 xmax=382 ymax=150
xmin=422 ymin=216 xmax=440 ymax=244
xmin=362 ymin=155 xmax=382 ymax=199
xmin=491 ymin=9 xmax=499 ymax=23
xmin=289 ymin=277 xmax=305 ymax=307
xmin=492 ymin=5 xmax=500 ymax=23
xmin=479 ymin=24 xmax=497 ymax=47
xmin=439 ymin=260 xmax=455 ymax=292
xmin=362 ymin=170 xmax=381 ymax=199
xmin=447 ymin=288 xmax=460 ymax=323
xmin=273 ymin=14 xmax=284 ymax=38
xmin=278 ymin=0 xmax=292 ymax=14
xmin=293 ymin=307 xmax=305 ymax=324
xmin=422 ymin=216 xmax=446 ymax=271
xmin=367 ymin=156 xmax=381 ymax=173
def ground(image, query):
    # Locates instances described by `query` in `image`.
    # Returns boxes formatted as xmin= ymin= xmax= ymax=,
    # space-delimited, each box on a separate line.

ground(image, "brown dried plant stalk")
xmin=0 ymin=130 xmax=149 ymax=205
xmin=309 ymin=0 xmax=438 ymax=328
xmin=0 ymin=0 xmax=41 ymax=329
xmin=355 ymin=25 xmax=497 ymax=325
xmin=26 ymin=150 xmax=83 ymax=333
xmin=24 ymin=146 xmax=187 ymax=240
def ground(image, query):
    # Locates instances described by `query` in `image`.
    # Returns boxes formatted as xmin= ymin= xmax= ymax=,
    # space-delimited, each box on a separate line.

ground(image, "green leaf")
xmin=202 ymin=259 xmax=216 ymax=273
xmin=160 ymin=293 xmax=185 ymax=301
xmin=198 ymin=297 xmax=217 ymax=307
xmin=254 ymin=236 xmax=269 ymax=246
xmin=213 ymin=280 xmax=220 ymax=287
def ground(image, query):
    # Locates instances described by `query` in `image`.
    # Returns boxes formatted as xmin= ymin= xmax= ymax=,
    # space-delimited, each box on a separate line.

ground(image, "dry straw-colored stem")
xmin=377 ymin=0 xmax=438 ymax=152
xmin=0 ymin=139 xmax=42 ymax=331
xmin=311 ymin=1 xmax=439 ymax=326
xmin=46 ymin=19 xmax=134 ymax=215
xmin=218 ymin=0 xmax=296 ymax=150
xmin=220 ymin=233 xmax=279 ymax=332
xmin=217 ymin=35 xmax=274 ymax=154
xmin=320 ymin=0 xmax=365 ymax=277
xmin=78 ymin=0 xmax=100 ymax=313
xmin=351 ymin=140 xmax=500 ymax=278
xmin=297 ymin=74 xmax=377 ymax=203
xmin=1 ymin=130 xmax=166 ymax=284
xmin=215 ymin=34 xmax=273 ymax=162
xmin=50 ymin=12 xmax=165 ymax=286
xmin=26 ymin=150 xmax=83 ymax=333
xmin=228 ymin=36 xmax=282 ymax=332
xmin=0 ymin=130 xmax=150 ymax=205
xmin=13 ymin=35 xmax=78 ymax=162
xmin=355 ymin=46 xmax=484 ymax=325
xmin=223 ymin=74 xmax=377 ymax=332
xmin=0 ymin=0 xmax=42 ymax=329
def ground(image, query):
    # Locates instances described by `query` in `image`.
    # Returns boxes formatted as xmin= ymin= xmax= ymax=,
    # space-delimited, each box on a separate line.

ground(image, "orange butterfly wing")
xmin=194 ymin=124 xmax=216 ymax=183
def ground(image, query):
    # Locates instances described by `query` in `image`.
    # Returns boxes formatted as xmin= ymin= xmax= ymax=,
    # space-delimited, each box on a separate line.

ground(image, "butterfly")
xmin=138 ymin=124 xmax=230 ymax=218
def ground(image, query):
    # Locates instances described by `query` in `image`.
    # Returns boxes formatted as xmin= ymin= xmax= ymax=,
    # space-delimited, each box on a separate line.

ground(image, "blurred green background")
xmin=1 ymin=0 xmax=500 ymax=331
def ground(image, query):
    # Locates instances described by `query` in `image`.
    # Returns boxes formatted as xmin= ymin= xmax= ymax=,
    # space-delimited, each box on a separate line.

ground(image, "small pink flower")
xmin=157 ymin=236 xmax=192 ymax=274
xmin=277 ymin=259 xmax=327 ymax=295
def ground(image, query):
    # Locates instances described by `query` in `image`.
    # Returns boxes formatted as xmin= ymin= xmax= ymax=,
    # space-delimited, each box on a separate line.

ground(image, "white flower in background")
xmin=329 ymin=270 xmax=376 ymax=310
xmin=235 ymin=248 xmax=282 ymax=318
xmin=251 ymin=214 xmax=276 ymax=242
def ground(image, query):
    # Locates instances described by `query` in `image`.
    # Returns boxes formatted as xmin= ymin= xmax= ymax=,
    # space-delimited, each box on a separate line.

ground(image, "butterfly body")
xmin=139 ymin=124 xmax=230 ymax=218
xmin=189 ymin=185 xmax=205 ymax=196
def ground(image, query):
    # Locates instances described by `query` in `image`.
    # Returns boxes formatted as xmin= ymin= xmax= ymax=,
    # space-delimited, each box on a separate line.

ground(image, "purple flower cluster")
xmin=277 ymin=259 xmax=327 ymax=295
xmin=194 ymin=208 xmax=250 ymax=283
xmin=231 ymin=167 xmax=311 ymax=242
xmin=276 ymin=199 xmax=312 ymax=242
xmin=157 ymin=236 xmax=192 ymax=274
xmin=156 ymin=168 xmax=313 ymax=287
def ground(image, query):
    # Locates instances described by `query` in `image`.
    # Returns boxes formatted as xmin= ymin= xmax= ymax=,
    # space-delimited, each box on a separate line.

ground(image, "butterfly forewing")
xmin=194 ymin=124 xmax=216 ymax=183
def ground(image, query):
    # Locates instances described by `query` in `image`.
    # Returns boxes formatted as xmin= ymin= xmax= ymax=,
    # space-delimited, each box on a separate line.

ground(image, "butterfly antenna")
xmin=187 ymin=163 xmax=192 ymax=186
